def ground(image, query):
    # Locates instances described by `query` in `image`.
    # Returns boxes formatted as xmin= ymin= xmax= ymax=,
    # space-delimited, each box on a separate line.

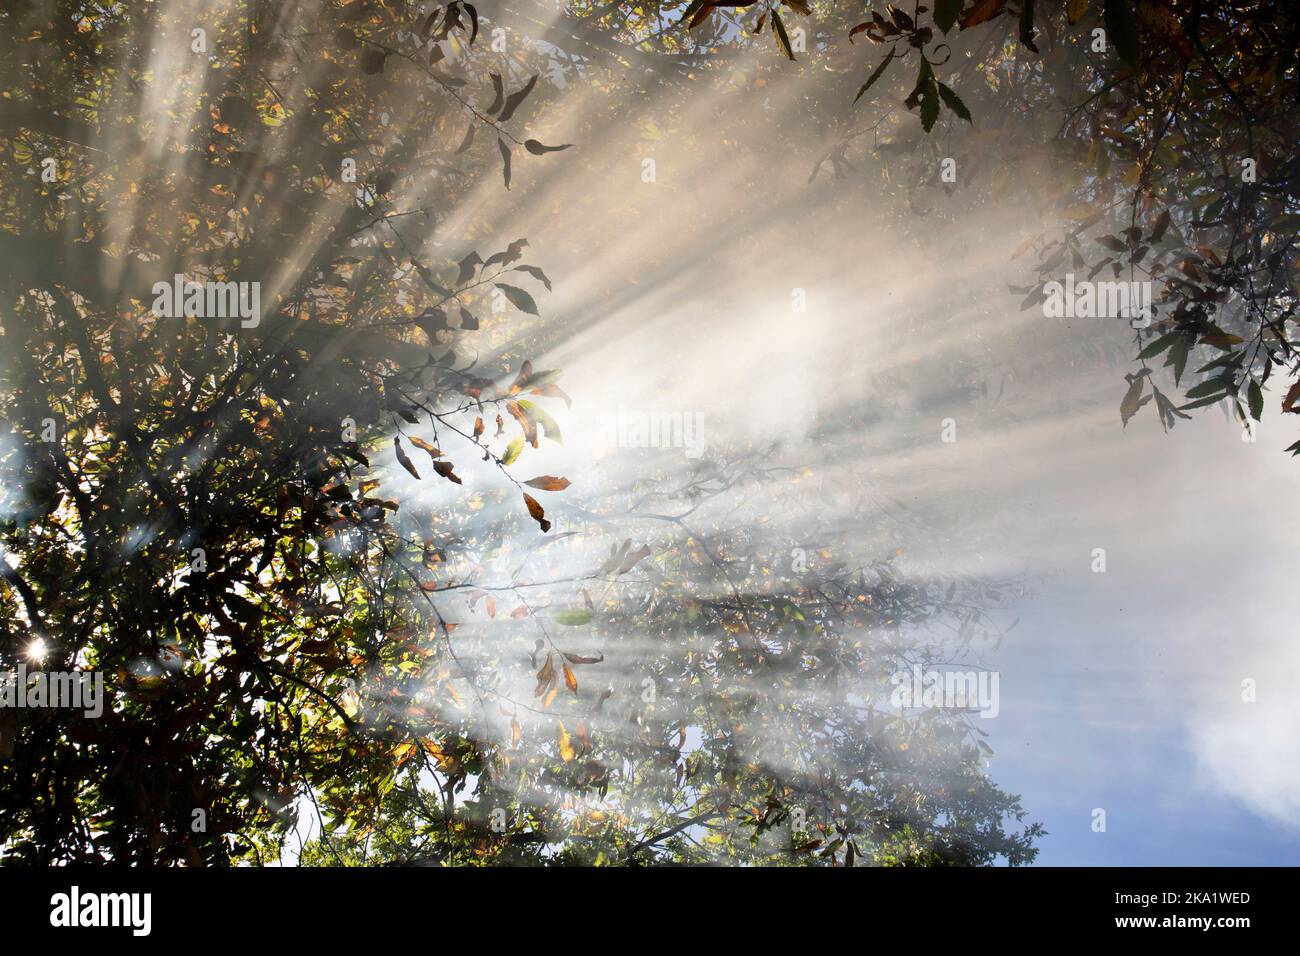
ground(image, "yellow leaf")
xmin=502 ymin=435 xmax=524 ymax=466
xmin=393 ymin=741 xmax=416 ymax=767
xmin=558 ymin=722 xmax=575 ymax=763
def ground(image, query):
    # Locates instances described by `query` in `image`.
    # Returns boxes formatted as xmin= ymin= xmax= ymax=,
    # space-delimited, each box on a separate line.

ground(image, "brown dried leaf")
xmin=433 ymin=460 xmax=462 ymax=484
xmin=507 ymin=400 xmax=538 ymax=447
xmin=523 ymin=475 xmax=571 ymax=492
xmin=522 ymin=492 xmax=551 ymax=532
xmin=960 ymin=0 xmax=1007 ymax=30
xmin=534 ymin=653 xmax=554 ymax=697
xmin=393 ymin=437 xmax=421 ymax=480
xmin=1282 ymin=379 xmax=1300 ymax=414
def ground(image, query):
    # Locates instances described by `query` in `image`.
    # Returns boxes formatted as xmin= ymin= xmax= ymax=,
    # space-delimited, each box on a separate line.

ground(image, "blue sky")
xmin=967 ymin=405 xmax=1300 ymax=866
xmin=993 ymin=587 xmax=1300 ymax=865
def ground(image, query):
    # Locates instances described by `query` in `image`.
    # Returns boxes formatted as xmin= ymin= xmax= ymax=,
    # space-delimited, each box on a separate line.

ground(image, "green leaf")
xmin=1136 ymin=331 xmax=1178 ymax=360
xmin=854 ymin=48 xmax=896 ymax=104
xmin=1248 ymin=379 xmax=1263 ymax=421
xmin=916 ymin=60 xmax=939 ymax=133
xmin=553 ymin=608 xmax=593 ymax=626
xmin=1179 ymin=393 xmax=1226 ymax=411
xmin=771 ymin=10 xmax=795 ymax=61
xmin=512 ymin=264 xmax=552 ymax=291
xmin=1199 ymin=323 xmax=1243 ymax=350
xmin=1152 ymin=385 xmax=1192 ymax=431
xmin=1104 ymin=0 xmax=1140 ymax=69
xmin=934 ymin=0 xmax=963 ymax=33
xmin=1184 ymin=378 xmax=1229 ymax=400
xmin=497 ymin=74 xmax=539 ymax=123
xmin=496 ymin=283 xmax=539 ymax=315
xmin=1166 ymin=334 xmax=1191 ymax=385
xmin=464 ymin=3 xmax=479 ymax=44
xmin=502 ymin=435 xmax=524 ymax=466
xmin=517 ymin=399 xmax=563 ymax=445
xmin=681 ymin=0 xmax=712 ymax=29
xmin=524 ymin=139 xmax=573 ymax=156
xmin=920 ymin=90 xmax=939 ymax=133
xmin=498 ymin=137 xmax=512 ymax=190
xmin=1019 ymin=0 xmax=1039 ymax=52
xmin=937 ymin=82 xmax=972 ymax=123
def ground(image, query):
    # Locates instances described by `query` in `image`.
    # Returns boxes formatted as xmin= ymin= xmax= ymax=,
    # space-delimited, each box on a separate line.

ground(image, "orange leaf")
xmin=1283 ymin=379 xmax=1300 ymax=414
xmin=960 ymin=0 xmax=1007 ymax=30
xmin=528 ymin=382 xmax=572 ymax=407
xmin=408 ymin=435 xmax=442 ymax=457
xmin=507 ymin=400 xmax=538 ymax=447
xmin=524 ymin=475 xmax=571 ymax=492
